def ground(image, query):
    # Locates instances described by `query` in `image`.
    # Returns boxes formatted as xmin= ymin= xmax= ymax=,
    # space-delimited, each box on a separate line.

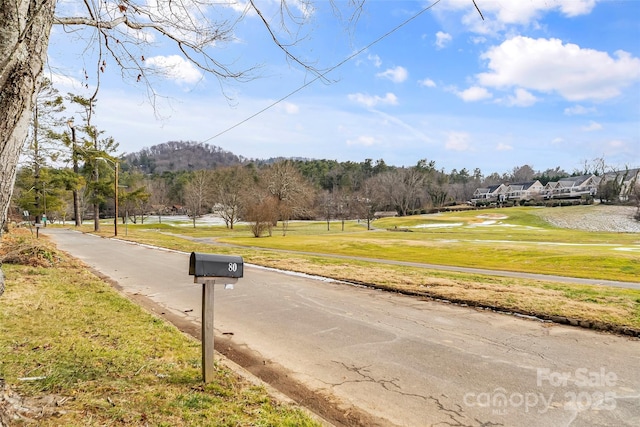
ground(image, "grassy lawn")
xmin=0 ymin=232 xmax=320 ymax=426
xmin=2 ymin=206 xmax=638 ymax=424
xmin=216 ymin=207 xmax=640 ymax=283
xmin=88 ymin=206 xmax=639 ymax=282
xmin=76 ymin=206 xmax=640 ymax=332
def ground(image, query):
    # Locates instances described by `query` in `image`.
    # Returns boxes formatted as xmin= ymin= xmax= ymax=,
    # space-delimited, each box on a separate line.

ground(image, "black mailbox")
xmin=189 ymin=252 xmax=243 ymax=279
xmin=189 ymin=252 xmax=244 ymax=383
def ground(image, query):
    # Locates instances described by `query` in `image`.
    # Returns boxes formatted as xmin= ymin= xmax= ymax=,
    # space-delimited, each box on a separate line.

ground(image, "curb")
xmin=345 ymin=280 xmax=640 ymax=339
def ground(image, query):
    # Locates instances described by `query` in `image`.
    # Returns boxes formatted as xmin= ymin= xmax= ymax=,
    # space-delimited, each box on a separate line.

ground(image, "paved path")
xmin=44 ymin=228 xmax=640 ymax=427
xmin=173 ymin=233 xmax=640 ymax=290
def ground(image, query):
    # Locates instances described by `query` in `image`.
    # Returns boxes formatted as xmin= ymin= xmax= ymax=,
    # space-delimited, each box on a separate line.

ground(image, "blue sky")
xmin=48 ymin=0 xmax=639 ymax=175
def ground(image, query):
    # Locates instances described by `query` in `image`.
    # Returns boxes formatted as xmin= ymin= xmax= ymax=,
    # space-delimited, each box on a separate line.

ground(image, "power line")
xmin=201 ymin=0 xmax=443 ymax=144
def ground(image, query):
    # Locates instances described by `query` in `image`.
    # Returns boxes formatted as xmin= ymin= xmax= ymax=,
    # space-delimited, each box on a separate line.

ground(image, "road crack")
xmin=429 ymin=394 xmax=504 ymax=427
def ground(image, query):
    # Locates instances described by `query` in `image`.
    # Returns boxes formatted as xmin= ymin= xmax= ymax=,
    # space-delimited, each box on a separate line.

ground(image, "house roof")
xmin=602 ymin=168 xmax=640 ymax=184
xmin=506 ymin=181 xmax=541 ymax=190
xmin=474 ymin=184 xmax=504 ymax=194
xmin=558 ymin=174 xmax=596 ymax=186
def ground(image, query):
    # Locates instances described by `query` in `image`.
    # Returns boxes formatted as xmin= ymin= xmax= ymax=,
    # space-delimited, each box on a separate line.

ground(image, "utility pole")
xmin=114 ymin=161 xmax=118 ymax=236
xmin=97 ymin=157 xmax=119 ymax=236
xmin=68 ymin=120 xmax=81 ymax=227
xmin=92 ymin=127 xmax=100 ymax=232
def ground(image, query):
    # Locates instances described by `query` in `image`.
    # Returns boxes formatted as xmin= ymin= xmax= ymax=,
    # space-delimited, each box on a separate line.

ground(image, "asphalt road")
xmin=44 ymin=228 xmax=640 ymax=427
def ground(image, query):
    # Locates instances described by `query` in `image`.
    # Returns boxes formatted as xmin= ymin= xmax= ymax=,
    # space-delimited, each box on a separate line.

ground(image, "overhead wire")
xmin=201 ymin=0 xmax=444 ymax=144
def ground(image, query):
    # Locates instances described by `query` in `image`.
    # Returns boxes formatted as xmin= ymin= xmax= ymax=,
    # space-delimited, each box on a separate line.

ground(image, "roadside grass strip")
xmin=85 ymin=228 xmax=640 ymax=333
xmin=78 ymin=205 xmax=640 ymax=333
xmin=0 ymin=234 xmax=319 ymax=426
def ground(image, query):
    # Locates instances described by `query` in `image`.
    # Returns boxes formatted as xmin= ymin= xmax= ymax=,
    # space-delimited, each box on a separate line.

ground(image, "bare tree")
xmin=427 ymin=171 xmax=450 ymax=208
xmin=0 ymin=0 xmax=367 ymax=294
xmin=632 ymin=178 xmax=640 ymax=222
xmin=510 ymin=164 xmax=536 ymax=183
xmin=334 ymin=189 xmax=356 ymax=231
xmin=1 ymin=0 xmax=57 ymax=234
xmin=354 ymin=185 xmax=378 ymax=231
xmin=184 ymin=170 xmax=211 ymax=228
xmin=263 ymin=161 xmax=314 ymax=236
xmin=368 ymin=167 xmax=427 ymax=216
xmin=145 ymin=177 xmax=171 ymax=223
xmin=241 ymin=177 xmax=279 ymax=238
xmin=318 ymin=190 xmax=335 ymax=231
xmin=211 ymin=166 xmax=252 ymax=229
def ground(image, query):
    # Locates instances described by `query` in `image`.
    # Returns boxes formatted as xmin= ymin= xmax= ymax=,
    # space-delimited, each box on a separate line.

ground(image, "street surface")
xmin=44 ymin=228 xmax=640 ymax=426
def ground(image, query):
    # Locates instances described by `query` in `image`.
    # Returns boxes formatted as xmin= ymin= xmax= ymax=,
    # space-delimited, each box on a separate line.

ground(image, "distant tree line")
xmin=9 ymin=81 xmax=639 ymax=235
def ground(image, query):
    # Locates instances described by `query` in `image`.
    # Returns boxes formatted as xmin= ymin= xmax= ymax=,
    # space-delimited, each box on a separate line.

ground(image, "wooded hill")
xmin=124 ymin=141 xmax=246 ymax=174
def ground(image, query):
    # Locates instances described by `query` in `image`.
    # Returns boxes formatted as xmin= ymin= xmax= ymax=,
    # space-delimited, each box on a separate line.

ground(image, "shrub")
xmin=0 ymin=231 xmax=63 ymax=267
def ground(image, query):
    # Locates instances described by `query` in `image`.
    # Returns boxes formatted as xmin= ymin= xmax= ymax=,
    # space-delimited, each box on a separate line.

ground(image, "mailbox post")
xmin=189 ymin=252 xmax=243 ymax=383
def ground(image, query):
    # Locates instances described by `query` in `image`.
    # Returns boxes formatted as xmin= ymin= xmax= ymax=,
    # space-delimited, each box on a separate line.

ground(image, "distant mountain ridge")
xmin=124 ymin=141 xmax=246 ymax=173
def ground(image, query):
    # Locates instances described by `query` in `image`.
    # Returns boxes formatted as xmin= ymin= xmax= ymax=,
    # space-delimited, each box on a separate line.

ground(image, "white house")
xmin=548 ymin=175 xmax=600 ymax=199
xmin=471 ymin=184 xmax=507 ymax=205
xmin=601 ymin=169 xmax=640 ymax=202
xmin=505 ymin=181 xmax=544 ymax=201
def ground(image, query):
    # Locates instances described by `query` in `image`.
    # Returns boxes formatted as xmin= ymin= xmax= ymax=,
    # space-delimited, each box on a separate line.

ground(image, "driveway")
xmin=44 ymin=228 xmax=640 ymax=426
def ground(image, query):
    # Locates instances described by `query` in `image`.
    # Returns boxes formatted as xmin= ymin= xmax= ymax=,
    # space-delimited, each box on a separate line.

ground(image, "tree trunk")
xmin=0 ymin=0 xmax=57 ymax=235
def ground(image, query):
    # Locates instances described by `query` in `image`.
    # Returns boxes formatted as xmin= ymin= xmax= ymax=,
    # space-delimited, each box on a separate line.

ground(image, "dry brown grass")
xmin=240 ymin=251 xmax=640 ymax=331
xmin=0 ymin=229 xmax=320 ymax=426
xmin=83 ymin=226 xmax=640 ymax=333
xmin=0 ymin=230 xmax=64 ymax=267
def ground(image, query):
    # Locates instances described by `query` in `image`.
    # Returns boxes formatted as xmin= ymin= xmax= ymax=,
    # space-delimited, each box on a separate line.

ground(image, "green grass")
xmin=65 ymin=206 xmax=640 ymax=330
xmin=0 ymin=237 xmax=320 ymax=426
xmin=205 ymin=207 xmax=640 ymax=283
xmin=17 ymin=206 xmax=638 ymax=424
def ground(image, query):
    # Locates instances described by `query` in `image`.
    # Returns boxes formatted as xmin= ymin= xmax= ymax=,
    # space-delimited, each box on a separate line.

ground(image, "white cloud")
xmin=418 ymin=78 xmax=436 ymax=88
xmin=606 ymin=140 xmax=624 ymax=149
xmin=582 ymin=121 xmax=603 ymax=131
xmin=290 ymin=0 xmax=315 ymax=19
xmin=373 ymin=111 xmax=432 ymax=144
xmin=276 ymin=101 xmax=299 ymax=114
xmin=435 ymin=31 xmax=452 ymax=49
xmin=145 ymin=0 xmax=212 ymax=45
xmin=445 ymin=131 xmax=471 ymax=151
xmin=505 ymin=88 xmax=537 ymax=107
xmin=559 ymin=0 xmax=599 ymax=17
xmin=145 ymin=55 xmax=203 ymax=84
xmin=457 ymin=86 xmax=492 ymax=102
xmin=348 ymin=92 xmax=398 ymax=108
xmin=221 ymin=0 xmax=250 ymax=13
xmin=564 ymin=105 xmax=597 ymax=116
xmin=601 ymin=139 xmax=634 ymax=160
xmin=496 ymin=143 xmax=513 ymax=151
xmin=368 ymin=54 xmax=382 ymax=68
xmin=376 ymin=66 xmax=408 ymax=83
xmin=552 ymin=137 xmax=565 ymax=144
xmin=441 ymin=0 xmax=600 ymax=29
xmin=477 ymin=36 xmax=640 ymax=101
xmin=347 ymin=135 xmax=377 ymax=147
xmin=223 ymin=0 xmax=313 ymax=18
xmin=124 ymin=26 xmax=156 ymax=44
xmin=50 ymin=73 xmax=84 ymax=91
